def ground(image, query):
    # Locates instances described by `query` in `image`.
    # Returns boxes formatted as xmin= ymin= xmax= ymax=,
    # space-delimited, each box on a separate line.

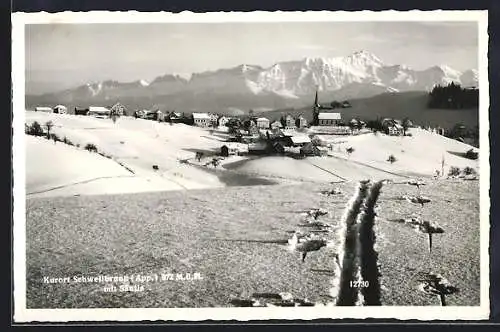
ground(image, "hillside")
xmin=261 ymin=91 xmax=479 ymax=130
xmin=25 ymin=111 xmax=479 ymax=199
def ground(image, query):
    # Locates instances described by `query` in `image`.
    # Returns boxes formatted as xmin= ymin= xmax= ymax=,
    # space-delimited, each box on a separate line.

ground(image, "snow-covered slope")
xmin=25 ymin=112 xmax=227 ymax=197
xmin=25 ymin=112 xmax=479 ymax=198
xmin=227 ymin=127 xmax=479 ymax=182
xmin=316 ymin=128 xmax=479 ymax=177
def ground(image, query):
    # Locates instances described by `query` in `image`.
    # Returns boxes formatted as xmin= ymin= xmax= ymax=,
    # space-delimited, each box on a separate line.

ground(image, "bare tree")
xmin=45 ymin=121 xmax=54 ymax=139
xmin=402 ymin=117 xmax=411 ymax=136
xmin=211 ymin=158 xmax=220 ymax=168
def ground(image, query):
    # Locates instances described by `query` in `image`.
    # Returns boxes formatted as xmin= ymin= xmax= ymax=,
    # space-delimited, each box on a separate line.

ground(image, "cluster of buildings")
xmin=35 ymin=105 xmax=68 ymax=114
xmin=36 ymin=103 xmax=129 ymax=118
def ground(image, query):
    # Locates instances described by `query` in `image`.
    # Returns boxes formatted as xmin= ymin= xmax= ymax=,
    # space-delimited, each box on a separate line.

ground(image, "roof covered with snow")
xmin=256 ymin=117 xmax=270 ymax=122
xmin=88 ymin=106 xmax=110 ymax=113
xmin=35 ymin=107 xmax=53 ymax=112
xmin=222 ymin=143 xmax=249 ymax=151
xmin=318 ymin=113 xmax=341 ymax=120
xmin=290 ymin=135 xmax=311 ymax=144
xmin=192 ymin=113 xmax=211 ymax=119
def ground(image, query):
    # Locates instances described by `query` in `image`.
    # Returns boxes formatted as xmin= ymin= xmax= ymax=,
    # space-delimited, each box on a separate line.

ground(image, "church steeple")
xmin=312 ymin=87 xmax=320 ymax=126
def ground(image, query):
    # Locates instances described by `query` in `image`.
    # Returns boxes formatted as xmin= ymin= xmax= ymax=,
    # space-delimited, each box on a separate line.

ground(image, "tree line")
xmin=427 ymin=82 xmax=478 ymax=109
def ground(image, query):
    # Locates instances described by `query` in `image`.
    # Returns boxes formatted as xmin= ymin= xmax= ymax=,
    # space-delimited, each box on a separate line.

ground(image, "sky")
xmin=25 ymin=21 xmax=479 ymax=94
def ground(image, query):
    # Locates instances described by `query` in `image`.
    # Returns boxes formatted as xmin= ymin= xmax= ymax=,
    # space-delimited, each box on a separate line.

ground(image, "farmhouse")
xmin=220 ymin=143 xmax=249 ymax=156
xmin=318 ymin=112 xmax=342 ymax=126
xmin=270 ymin=121 xmax=283 ymax=130
xmin=192 ymin=113 xmax=211 ymax=127
xmin=53 ymin=105 xmax=67 ymax=114
xmin=165 ymin=111 xmax=183 ymax=123
xmin=74 ymin=107 xmax=89 ymax=116
xmin=288 ymin=135 xmax=311 ymax=147
xmin=382 ymin=118 xmax=404 ymax=136
xmin=256 ymin=117 xmax=270 ymax=129
xmin=134 ymin=110 xmax=147 ymax=119
xmin=218 ymin=116 xmax=231 ymax=127
xmin=88 ymin=106 xmax=111 ymax=118
xmin=144 ymin=110 xmax=164 ymax=121
xmin=295 ymin=115 xmax=308 ymax=128
xmin=285 ymin=115 xmax=296 ymax=129
xmin=300 ymin=142 xmax=321 ymax=156
xmin=110 ymin=102 xmax=127 ymax=116
xmin=209 ymin=113 xmax=219 ymax=127
xmin=34 ymin=106 xmax=53 ymax=113
xmin=248 ymin=141 xmax=269 ymax=155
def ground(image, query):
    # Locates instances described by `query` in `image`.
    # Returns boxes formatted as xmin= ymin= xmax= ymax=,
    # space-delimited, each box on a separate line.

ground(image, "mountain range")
xmin=26 ymin=50 xmax=478 ymax=115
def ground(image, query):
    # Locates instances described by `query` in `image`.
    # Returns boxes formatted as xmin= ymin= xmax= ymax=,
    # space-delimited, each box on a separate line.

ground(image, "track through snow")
xmin=332 ymin=180 xmax=384 ymax=306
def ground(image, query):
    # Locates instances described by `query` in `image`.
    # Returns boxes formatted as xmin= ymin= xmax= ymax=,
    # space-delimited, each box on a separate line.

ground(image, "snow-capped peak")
xmin=140 ymin=79 xmax=149 ymax=87
xmin=346 ymin=50 xmax=384 ymax=67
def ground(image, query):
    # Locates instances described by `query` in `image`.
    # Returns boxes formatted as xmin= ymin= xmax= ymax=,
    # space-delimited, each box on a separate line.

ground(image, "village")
xmin=32 ymin=91 xmax=453 ymax=172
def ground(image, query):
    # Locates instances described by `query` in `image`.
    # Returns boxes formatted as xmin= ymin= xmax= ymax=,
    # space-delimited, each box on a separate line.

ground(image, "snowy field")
xmin=23 ymin=112 xmax=481 ymax=309
xmin=26 ymin=180 xmax=480 ymax=308
xmin=24 ymin=111 xmax=479 ymax=198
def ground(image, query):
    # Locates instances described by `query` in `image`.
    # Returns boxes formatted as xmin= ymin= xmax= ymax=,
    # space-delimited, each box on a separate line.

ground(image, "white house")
xmin=289 ymin=135 xmax=311 ymax=146
xmin=209 ymin=113 xmax=219 ymax=126
xmin=34 ymin=106 xmax=53 ymax=113
xmin=220 ymin=143 xmax=249 ymax=156
xmin=296 ymin=115 xmax=308 ymax=128
xmin=285 ymin=115 xmax=296 ymax=129
xmin=110 ymin=102 xmax=127 ymax=116
xmin=53 ymin=105 xmax=67 ymax=114
xmin=270 ymin=121 xmax=283 ymax=130
xmin=256 ymin=117 xmax=270 ymax=129
xmin=318 ymin=112 xmax=341 ymax=126
xmin=218 ymin=116 xmax=231 ymax=127
xmin=387 ymin=123 xmax=404 ymax=136
xmin=88 ymin=106 xmax=111 ymax=118
xmin=192 ymin=113 xmax=211 ymax=127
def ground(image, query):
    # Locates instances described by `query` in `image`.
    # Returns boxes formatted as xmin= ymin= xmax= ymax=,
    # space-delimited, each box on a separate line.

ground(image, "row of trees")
xmin=428 ymin=82 xmax=479 ymax=109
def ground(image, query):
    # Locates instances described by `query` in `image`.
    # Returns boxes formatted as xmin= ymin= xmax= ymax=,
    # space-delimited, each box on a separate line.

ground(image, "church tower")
xmin=312 ymin=89 xmax=320 ymax=126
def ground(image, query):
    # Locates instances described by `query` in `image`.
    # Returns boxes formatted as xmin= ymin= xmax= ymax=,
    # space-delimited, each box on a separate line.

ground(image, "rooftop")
xmin=192 ymin=113 xmax=211 ymax=119
xmin=290 ymin=135 xmax=311 ymax=144
xmin=318 ymin=112 xmax=341 ymax=120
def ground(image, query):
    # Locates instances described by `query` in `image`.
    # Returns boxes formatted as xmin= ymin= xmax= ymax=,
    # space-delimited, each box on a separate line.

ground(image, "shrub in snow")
xmin=50 ymin=133 xmax=61 ymax=143
xmin=62 ymin=136 xmax=74 ymax=146
xmin=27 ymin=121 xmax=44 ymax=137
xmin=387 ymin=154 xmax=397 ymax=164
xmin=462 ymin=166 xmax=476 ymax=175
xmin=84 ymin=143 xmax=98 ymax=153
xmin=448 ymin=166 xmax=461 ymax=176
xmin=346 ymin=147 xmax=355 ymax=155
xmin=465 ymin=149 xmax=478 ymax=160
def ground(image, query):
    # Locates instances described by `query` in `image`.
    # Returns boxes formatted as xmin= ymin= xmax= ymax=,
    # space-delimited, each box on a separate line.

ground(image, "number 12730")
xmin=350 ymin=280 xmax=369 ymax=288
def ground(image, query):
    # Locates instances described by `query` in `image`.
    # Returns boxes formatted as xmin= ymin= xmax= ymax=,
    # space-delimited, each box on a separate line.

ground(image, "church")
xmin=312 ymin=91 xmax=342 ymax=126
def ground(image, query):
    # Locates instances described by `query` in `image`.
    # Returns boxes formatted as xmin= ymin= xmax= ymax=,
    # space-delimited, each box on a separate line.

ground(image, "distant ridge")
xmin=26 ymin=50 xmax=478 ymax=114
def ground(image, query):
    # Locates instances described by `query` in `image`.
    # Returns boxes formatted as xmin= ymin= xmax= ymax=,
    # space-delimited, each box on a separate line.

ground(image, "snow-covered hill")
xmin=24 ymin=111 xmax=478 ymax=198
